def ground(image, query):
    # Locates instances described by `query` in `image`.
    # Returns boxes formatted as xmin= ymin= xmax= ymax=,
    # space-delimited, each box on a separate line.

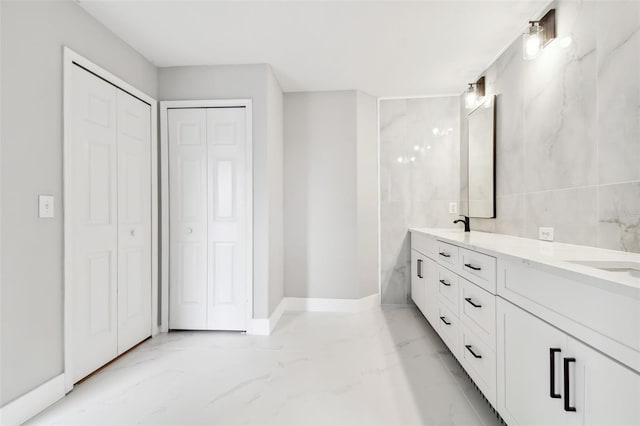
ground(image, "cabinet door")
xmin=497 ymin=298 xmax=567 ymax=426
xmin=422 ymin=257 xmax=438 ymax=326
xmin=567 ymin=337 xmax=640 ymax=426
xmin=410 ymin=250 xmax=425 ymax=314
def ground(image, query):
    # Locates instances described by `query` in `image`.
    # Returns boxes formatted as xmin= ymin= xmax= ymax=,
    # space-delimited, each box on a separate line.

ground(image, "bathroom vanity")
xmin=409 ymin=228 xmax=640 ymax=425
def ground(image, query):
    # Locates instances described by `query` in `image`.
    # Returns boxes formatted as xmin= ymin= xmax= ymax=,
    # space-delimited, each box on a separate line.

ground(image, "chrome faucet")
xmin=453 ymin=215 xmax=470 ymax=232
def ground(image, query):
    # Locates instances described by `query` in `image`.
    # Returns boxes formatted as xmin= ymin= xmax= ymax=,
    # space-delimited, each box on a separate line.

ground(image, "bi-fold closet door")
xmin=168 ymin=107 xmax=247 ymax=331
xmin=69 ymin=64 xmax=152 ymax=383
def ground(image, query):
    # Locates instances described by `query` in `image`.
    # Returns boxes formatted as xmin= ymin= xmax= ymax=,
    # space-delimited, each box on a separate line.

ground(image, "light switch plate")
xmin=449 ymin=202 xmax=458 ymax=214
xmin=39 ymin=195 xmax=54 ymax=218
xmin=539 ymin=227 xmax=554 ymax=242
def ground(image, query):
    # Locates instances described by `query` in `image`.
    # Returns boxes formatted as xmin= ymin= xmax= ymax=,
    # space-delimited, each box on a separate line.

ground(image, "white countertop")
xmin=409 ymin=228 xmax=640 ymax=292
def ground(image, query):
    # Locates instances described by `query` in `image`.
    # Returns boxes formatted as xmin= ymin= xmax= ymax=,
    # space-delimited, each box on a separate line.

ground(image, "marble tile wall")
xmin=380 ymin=97 xmax=460 ymax=304
xmin=462 ymin=0 xmax=640 ymax=253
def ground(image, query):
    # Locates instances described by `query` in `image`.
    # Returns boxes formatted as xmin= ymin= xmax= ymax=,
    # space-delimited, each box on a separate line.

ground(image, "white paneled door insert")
xmin=168 ymin=107 xmax=248 ymax=331
xmin=67 ymin=63 xmax=152 ymax=384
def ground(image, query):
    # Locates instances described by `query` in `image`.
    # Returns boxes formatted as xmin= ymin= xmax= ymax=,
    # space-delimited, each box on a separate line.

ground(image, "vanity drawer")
xmin=437 ymin=265 xmax=459 ymax=315
xmin=460 ymin=278 xmax=496 ymax=350
xmin=437 ymin=303 xmax=460 ymax=357
xmin=411 ymin=232 xmax=438 ymax=260
xmin=459 ymin=247 xmax=497 ymax=293
xmin=437 ymin=240 xmax=459 ymax=268
xmin=460 ymin=325 xmax=497 ymax=406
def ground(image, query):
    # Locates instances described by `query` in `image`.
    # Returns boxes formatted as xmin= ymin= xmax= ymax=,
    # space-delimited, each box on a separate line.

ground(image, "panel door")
xmin=70 ymin=65 xmax=118 ymax=382
xmin=206 ymin=108 xmax=247 ymax=330
xmin=497 ymin=298 xmax=568 ymax=426
xmin=567 ymin=336 xmax=640 ymax=426
xmin=168 ymin=109 xmax=208 ymax=329
xmin=116 ymin=90 xmax=152 ymax=353
xmin=411 ymin=250 xmax=426 ymax=314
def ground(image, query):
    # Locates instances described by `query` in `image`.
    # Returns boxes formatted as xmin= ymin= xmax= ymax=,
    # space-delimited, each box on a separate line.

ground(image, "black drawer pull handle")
xmin=439 ymin=252 xmax=451 ymax=258
xmin=417 ymin=259 xmax=423 ymax=278
xmin=464 ymin=297 xmax=482 ymax=308
xmin=439 ymin=279 xmax=451 ymax=287
xmin=564 ymin=357 xmax=577 ymax=412
xmin=439 ymin=316 xmax=451 ymax=325
xmin=464 ymin=263 xmax=482 ymax=271
xmin=465 ymin=345 xmax=482 ymax=359
xmin=549 ymin=348 xmax=561 ymax=399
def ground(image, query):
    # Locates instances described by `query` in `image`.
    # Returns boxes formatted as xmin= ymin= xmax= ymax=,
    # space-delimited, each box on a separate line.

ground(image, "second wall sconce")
xmin=465 ymin=76 xmax=485 ymax=109
xmin=523 ymin=9 xmax=556 ymax=60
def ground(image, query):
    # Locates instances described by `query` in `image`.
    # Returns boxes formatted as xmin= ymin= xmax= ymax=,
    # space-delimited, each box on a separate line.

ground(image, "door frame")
xmin=62 ymin=47 xmax=159 ymax=393
xmin=159 ymin=100 xmax=254 ymax=333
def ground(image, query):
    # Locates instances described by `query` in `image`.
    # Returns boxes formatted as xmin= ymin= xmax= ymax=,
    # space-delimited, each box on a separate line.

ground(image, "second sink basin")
xmin=566 ymin=260 xmax=640 ymax=279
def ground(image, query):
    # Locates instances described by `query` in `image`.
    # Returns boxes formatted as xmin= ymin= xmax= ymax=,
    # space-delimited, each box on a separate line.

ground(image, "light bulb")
xmin=413 ymin=145 xmax=420 ymax=151
xmin=526 ymin=34 xmax=541 ymax=56
xmin=465 ymin=90 xmax=477 ymax=109
xmin=397 ymin=156 xmax=403 ymax=163
xmin=523 ymin=23 xmax=544 ymax=60
xmin=432 ymin=127 xmax=439 ymax=135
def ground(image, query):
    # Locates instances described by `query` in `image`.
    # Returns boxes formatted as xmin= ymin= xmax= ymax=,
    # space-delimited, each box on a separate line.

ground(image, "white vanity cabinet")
xmin=498 ymin=298 xmax=640 ymax=426
xmin=410 ymin=230 xmax=499 ymax=406
xmin=409 ymin=228 xmax=640 ymax=425
xmin=411 ymin=249 xmax=437 ymax=326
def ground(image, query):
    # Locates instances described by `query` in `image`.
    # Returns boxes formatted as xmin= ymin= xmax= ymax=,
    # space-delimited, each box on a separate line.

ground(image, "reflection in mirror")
xmin=468 ymin=95 xmax=496 ymax=218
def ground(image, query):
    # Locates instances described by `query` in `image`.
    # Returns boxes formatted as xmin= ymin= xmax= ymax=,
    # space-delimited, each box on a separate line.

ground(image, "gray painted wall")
xmin=461 ymin=1 xmax=640 ymax=253
xmin=0 ymin=0 xmax=158 ymax=406
xmin=266 ymin=70 xmax=285 ymax=314
xmin=283 ymin=91 xmax=378 ymax=300
xmin=158 ymin=64 xmax=284 ymax=318
xmin=356 ymin=92 xmax=380 ymax=298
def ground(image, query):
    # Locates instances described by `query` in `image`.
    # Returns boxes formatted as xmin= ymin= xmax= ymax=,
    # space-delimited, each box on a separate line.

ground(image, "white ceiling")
xmin=78 ymin=0 xmax=548 ymax=97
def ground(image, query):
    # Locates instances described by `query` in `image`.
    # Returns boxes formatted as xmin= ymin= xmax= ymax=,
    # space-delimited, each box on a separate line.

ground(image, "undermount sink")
xmin=566 ymin=260 xmax=640 ymax=279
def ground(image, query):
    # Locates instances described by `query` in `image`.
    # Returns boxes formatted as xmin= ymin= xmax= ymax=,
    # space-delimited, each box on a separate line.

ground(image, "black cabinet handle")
xmin=439 ymin=279 xmax=451 ymax=287
xmin=439 ymin=316 xmax=451 ymax=325
xmin=464 ymin=297 xmax=482 ymax=308
xmin=439 ymin=252 xmax=451 ymax=258
xmin=465 ymin=345 xmax=482 ymax=359
xmin=417 ymin=259 xmax=423 ymax=279
xmin=464 ymin=263 xmax=482 ymax=271
xmin=563 ymin=357 xmax=577 ymax=412
xmin=549 ymin=348 xmax=561 ymax=399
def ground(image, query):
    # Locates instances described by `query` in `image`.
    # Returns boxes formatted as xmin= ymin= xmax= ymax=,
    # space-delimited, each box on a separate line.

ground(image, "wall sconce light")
xmin=465 ymin=76 xmax=485 ymax=109
xmin=523 ymin=9 xmax=556 ymax=60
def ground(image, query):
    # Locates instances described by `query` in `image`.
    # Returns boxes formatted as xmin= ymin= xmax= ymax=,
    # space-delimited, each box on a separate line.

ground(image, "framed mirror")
xmin=468 ymin=95 xmax=496 ymax=218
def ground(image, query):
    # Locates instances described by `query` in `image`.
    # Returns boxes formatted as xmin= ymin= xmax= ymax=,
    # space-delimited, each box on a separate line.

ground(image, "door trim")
xmin=159 ymin=100 xmax=254 ymax=333
xmin=62 ymin=47 xmax=159 ymax=393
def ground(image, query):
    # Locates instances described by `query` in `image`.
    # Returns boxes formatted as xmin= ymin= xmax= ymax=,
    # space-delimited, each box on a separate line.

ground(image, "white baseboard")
xmin=246 ymin=296 xmax=286 ymax=336
xmin=246 ymin=293 xmax=380 ymax=336
xmin=0 ymin=374 xmax=65 ymax=426
xmin=285 ymin=293 xmax=380 ymax=313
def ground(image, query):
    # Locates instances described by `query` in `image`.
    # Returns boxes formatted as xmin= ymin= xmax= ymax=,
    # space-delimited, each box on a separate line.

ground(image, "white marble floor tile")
xmin=28 ymin=307 xmax=501 ymax=426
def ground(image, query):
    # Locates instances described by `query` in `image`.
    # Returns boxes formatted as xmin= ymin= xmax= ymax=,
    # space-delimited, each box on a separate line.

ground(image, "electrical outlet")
xmin=539 ymin=227 xmax=554 ymax=242
xmin=39 ymin=195 xmax=54 ymax=218
xmin=449 ymin=202 xmax=458 ymax=214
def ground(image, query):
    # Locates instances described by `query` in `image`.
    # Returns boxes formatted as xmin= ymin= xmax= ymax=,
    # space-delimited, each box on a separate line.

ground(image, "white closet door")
xmin=116 ymin=90 xmax=152 ymax=353
xmin=207 ymin=108 xmax=247 ymax=330
xmin=168 ymin=108 xmax=208 ymax=329
xmin=70 ymin=65 xmax=118 ymax=382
